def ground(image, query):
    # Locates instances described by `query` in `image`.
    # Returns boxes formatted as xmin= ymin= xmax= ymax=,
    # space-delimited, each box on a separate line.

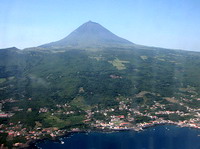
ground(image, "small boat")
xmin=61 ymin=141 xmax=65 ymax=144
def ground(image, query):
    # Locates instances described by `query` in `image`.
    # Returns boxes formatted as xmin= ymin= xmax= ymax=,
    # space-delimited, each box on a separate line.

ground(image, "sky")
xmin=0 ymin=0 xmax=200 ymax=51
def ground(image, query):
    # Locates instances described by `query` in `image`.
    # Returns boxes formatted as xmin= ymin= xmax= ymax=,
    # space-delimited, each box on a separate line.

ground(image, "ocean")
xmin=37 ymin=125 xmax=200 ymax=149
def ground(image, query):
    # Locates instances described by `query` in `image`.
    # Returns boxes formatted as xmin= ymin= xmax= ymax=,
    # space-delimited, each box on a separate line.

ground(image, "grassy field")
xmin=70 ymin=96 xmax=91 ymax=111
xmin=140 ymin=55 xmax=148 ymax=60
xmin=108 ymin=58 xmax=129 ymax=70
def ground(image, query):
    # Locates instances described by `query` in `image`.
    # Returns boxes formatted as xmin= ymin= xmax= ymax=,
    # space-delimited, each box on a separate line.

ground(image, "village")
xmin=1 ymin=93 xmax=200 ymax=148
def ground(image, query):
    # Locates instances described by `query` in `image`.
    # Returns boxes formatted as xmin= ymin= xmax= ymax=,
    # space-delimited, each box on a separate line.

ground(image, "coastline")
xmin=26 ymin=123 xmax=200 ymax=149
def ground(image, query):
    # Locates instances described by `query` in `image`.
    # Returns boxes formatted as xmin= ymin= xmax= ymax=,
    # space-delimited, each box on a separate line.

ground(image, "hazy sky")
xmin=0 ymin=0 xmax=200 ymax=51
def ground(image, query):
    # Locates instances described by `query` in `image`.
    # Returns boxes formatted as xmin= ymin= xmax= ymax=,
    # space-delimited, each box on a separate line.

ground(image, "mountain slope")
xmin=40 ymin=21 xmax=134 ymax=48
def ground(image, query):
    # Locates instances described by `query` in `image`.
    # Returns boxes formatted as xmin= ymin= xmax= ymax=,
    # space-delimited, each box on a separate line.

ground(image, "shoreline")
xmin=26 ymin=123 xmax=200 ymax=149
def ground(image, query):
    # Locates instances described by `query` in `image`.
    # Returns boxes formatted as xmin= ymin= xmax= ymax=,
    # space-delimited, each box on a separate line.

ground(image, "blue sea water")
xmin=37 ymin=125 xmax=200 ymax=149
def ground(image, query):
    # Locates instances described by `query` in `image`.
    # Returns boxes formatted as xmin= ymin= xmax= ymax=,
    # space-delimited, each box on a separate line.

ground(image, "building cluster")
xmin=87 ymin=95 xmax=200 ymax=132
xmin=39 ymin=107 xmax=48 ymax=113
xmin=1 ymin=92 xmax=200 ymax=148
xmin=92 ymin=115 xmax=131 ymax=130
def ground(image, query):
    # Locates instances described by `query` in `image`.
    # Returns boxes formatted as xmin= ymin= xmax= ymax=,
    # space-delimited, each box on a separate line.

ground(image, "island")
xmin=1 ymin=21 xmax=200 ymax=148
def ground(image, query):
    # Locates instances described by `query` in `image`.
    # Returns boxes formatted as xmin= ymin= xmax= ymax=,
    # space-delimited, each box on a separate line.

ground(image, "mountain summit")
xmin=40 ymin=21 xmax=134 ymax=48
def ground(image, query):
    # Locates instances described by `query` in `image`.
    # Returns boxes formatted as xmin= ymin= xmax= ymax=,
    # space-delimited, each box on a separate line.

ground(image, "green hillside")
xmin=1 ymin=46 xmax=200 ymax=147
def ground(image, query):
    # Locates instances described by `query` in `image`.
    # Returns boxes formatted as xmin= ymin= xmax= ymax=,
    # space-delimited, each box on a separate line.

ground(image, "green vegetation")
xmin=70 ymin=96 xmax=91 ymax=111
xmin=1 ymin=47 xmax=200 ymax=147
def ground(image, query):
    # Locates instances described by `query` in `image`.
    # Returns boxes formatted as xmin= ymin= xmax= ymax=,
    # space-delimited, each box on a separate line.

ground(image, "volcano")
xmin=40 ymin=21 xmax=134 ymax=48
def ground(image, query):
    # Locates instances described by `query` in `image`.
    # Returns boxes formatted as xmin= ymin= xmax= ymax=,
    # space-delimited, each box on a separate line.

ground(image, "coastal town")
xmin=1 ymin=90 xmax=200 ymax=148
